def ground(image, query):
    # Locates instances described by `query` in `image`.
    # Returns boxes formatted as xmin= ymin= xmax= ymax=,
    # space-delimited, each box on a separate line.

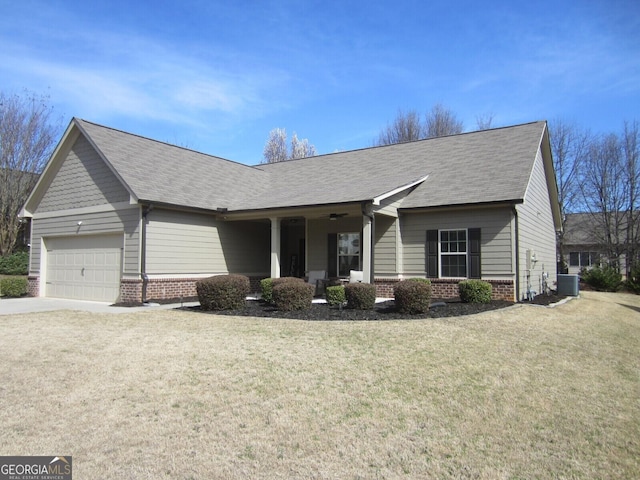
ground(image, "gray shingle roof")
xmin=257 ymin=121 xmax=546 ymax=211
xmin=75 ymin=119 xmax=270 ymax=211
xmin=74 ymin=118 xmax=547 ymax=213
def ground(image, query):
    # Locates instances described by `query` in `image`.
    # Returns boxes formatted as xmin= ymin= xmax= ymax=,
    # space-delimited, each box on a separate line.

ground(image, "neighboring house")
xmin=560 ymin=212 xmax=637 ymax=277
xmin=21 ymin=118 xmax=562 ymax=303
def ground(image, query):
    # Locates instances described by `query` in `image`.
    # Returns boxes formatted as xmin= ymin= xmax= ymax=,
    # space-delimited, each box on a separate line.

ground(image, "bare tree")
xmin=0 ymin=91 xmax=60 ymax=256
xmin=425 ymin=103 xmax=463 ymax=138
xmin=290 ymin=133 xmax=317 ymax=159
xmin=622 ymin=120 xmax=640 ymax=274
xmin=262 ymin=128 xmax=288 ymax=163
xmin=549 ymin=119 xmax=590 ymax=269
xmin=576 ymin=121 xmax=640 ymax=274
xmin=262 ymin=128 xmax=316 ymax=164
xmin=375 ymin=104 xmax=464 ymax=146
xmin=375 ymin=109 xmax=423 ymax=146
xmin=580 ymin=133 xmax=627 ymax=268
xmin=475 ymin=113 xmax=495 ymax=130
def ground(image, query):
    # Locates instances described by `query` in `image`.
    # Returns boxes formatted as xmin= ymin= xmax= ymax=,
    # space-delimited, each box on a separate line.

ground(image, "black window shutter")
xmin=328 ymin=233 xmax=337 ymax=277
xmin=469 ymin=228 xmax=481 ymax=279
xmin=426 ymin=230 xmax=438 ymax=277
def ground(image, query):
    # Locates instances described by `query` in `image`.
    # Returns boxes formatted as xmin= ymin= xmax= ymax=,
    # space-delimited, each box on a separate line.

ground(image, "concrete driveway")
xmin=0 ymin=297 xmax=198 ymax=315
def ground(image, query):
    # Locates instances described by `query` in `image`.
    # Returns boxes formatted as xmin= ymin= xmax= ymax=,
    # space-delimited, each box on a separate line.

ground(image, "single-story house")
xmin=21 ymin=118 xmax=561 ymax=303
xmin=560 ymin=212 xmax=637 ymax=277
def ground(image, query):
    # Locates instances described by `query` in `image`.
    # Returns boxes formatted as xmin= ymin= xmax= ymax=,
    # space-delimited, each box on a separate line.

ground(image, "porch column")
xmin=362 ymin=204 xmax=374 ymax=283
xmin=270 ymin=217 xmax=281 ymax=278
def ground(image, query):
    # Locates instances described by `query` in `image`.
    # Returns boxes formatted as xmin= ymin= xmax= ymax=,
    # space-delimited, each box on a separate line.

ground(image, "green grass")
xmin=0 ymin=291 xmax=638 ymax=479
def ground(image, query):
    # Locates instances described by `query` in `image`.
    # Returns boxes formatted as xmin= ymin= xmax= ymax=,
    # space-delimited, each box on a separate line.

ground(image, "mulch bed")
xmin=182 ymin=298 xmax=516 ymax=321
xmin=118 ymin=293 xmax=568 ymax=320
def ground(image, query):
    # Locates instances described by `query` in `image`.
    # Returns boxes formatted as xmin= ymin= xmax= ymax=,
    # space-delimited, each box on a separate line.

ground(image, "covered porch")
xmin=222 ymin=200 xmax=398 ymax=285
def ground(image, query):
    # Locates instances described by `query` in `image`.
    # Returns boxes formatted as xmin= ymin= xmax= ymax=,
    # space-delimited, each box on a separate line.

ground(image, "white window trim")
xmin=438 ymin=228 xmax=468 ymax=279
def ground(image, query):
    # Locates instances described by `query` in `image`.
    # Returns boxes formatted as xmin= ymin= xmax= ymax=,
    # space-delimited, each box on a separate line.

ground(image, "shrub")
xmin=260 ymin=278 xmax=274 ymax=303
xmin=582 ymin=264 xmax=622 ymax=292
xmin=394 ymin=278 xmax=432 ymax=314
xmin=196 ymin=274 xmax=250 ymax=310
xmin=272 ymin=281 xmax=314 ymax=311
xmin=325 ymin=285 xmax=346 ymax=306
xmin=0 ymin=251 xmax=29 ymax=276
xmin=261 ymin=277 xmax=305 ymax=304
xmin=272 ymin=277 xmax=305 ymax=287
xmin=344 ymin=283 xmax=376 ymax=310
xmin=0 ymin=277 xmax=28 ymax=297
xmin=458 ymin=280 xmax=492 ymax=303
xmin=625 ymin=263 xmax=640 ymax=294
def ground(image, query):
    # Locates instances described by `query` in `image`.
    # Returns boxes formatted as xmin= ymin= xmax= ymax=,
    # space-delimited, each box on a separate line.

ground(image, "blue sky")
xmin=1 ymin=0 xmax=638 ymax=164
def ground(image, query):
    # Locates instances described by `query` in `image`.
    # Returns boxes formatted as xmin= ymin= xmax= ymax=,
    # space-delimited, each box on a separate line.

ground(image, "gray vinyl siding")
xmin=516 ymin=147 xmax=558 ymax=299
xmin=307 ymin=217 xmax=363 ymax=272
xmin=30 ymin=206 xmax=140 ymax=275
xmin=37 ymin=135 xmax=130 ymax=212
xmin=145 ymin=209 xmax=270 ymax=276
xmin=218 ymin=221 xmax=270 ymax=275
xmin=375 ymin=190 xmax=406 ymax=217
xmin=400 ymin=208 xmax=514 ymax=278
xmin=375 ymin=215 xmax=397 ymax=274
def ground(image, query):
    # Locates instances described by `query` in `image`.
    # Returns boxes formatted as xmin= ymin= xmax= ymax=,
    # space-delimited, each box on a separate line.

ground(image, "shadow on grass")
xmin=619 ymin=302 xmax=640 ymax=315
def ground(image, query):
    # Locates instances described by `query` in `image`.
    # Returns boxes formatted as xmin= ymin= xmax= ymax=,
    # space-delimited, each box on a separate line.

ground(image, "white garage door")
xmin=46 ymin=235 xmax=123 ymax=302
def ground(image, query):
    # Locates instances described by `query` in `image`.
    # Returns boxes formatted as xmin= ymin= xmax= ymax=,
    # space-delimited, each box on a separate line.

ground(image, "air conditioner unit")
xmin=557 ymin=274 xmax=579 ymax=296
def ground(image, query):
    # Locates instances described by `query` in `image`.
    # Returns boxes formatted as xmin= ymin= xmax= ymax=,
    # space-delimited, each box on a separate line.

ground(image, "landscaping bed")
xmin=184 ymin=297 xmax=516 ymax=320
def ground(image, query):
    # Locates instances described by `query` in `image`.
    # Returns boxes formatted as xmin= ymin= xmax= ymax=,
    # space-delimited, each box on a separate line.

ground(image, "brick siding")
xmin=27 ymin=276 xmax=39 ymax=297
xmin=29 ymin=274 xmax=514 ymax=303
xmin=374 ymin=278 xmax=515 ymax=302
xmin=119 ymin=276 xmax=267 ymax=303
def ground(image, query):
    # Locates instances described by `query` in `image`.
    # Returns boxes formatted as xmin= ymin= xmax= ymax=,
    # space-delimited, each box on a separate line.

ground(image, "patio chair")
xmin=349 ymin=270 xmax=364 ymax=283
xmin=307 ymin=270 xmax=327 ymax=296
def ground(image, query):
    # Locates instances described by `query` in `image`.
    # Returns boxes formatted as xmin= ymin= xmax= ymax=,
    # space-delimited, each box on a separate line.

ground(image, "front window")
xmin=440 ymin=229 xmax=467 ymax=277
xmin=338 ymin=233 xmax=360 ymax=277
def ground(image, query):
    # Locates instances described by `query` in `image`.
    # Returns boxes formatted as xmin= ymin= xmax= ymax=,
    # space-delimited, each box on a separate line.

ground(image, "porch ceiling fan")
xmin=328 ymin=213 xmax=348 ymax=221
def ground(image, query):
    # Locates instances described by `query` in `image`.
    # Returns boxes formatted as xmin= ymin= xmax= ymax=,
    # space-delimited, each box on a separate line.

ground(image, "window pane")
xmin=441 ymin=254 xmax=467 ymax=277
xmin=580 ymin=252 xmax=590 ymax=267
xmin=339 ymin=255 xmax=360 ymax=277
xmin=338 ymin=233 xmax=360 ymax=255
xmin=338 ymin=233 xmax=360 ymax=276
xmin=569 ymin=252 xmax=579 ymax=266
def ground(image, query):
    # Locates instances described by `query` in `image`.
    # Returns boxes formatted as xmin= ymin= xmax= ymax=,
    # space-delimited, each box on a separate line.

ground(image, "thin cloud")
xmin=0 ymin=26 xmax=289 ymax=128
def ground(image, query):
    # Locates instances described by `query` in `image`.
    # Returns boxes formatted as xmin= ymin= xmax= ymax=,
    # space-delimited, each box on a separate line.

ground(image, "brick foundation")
xmin=30 ymin=274 xmax=514 ymax=303
xmin=374 ymin=278 xmax=515 ymax=302
xmin=119 ymin=276 xmax=267 ymax=303
xmin=27 ymin=276 xmax=40 ymax=297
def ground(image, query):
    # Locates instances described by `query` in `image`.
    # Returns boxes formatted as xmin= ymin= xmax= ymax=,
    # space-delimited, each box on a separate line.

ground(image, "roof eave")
xmin=399 ymin=199 xmax=524 ymax=214
xmin=372 ymin=175 xmax=429 ymax=206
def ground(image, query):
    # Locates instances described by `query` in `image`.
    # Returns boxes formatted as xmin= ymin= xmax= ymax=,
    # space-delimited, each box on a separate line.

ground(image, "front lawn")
xmin=0 ymin=291 xmax=638 ymax=479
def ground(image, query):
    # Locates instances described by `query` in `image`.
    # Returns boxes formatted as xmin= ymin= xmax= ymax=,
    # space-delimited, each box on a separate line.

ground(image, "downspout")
xmin=512 ymin=205 xmax=520 ymax=302
xmin=141 ymin=204 xmax=153 ymax=304
xmin=362 ymin=201 xmax=375 ymax=283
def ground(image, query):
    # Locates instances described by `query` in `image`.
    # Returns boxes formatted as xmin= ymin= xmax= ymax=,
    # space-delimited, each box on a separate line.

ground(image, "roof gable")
xmin=74 ymin=119 xmax=270 ymax=211
xmin=36 ymin=134 xmax=130 ymax=213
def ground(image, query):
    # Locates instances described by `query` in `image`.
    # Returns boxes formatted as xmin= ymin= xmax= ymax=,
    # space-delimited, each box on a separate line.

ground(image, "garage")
xmin=45 ymin=234 xmax=123 ymax=302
